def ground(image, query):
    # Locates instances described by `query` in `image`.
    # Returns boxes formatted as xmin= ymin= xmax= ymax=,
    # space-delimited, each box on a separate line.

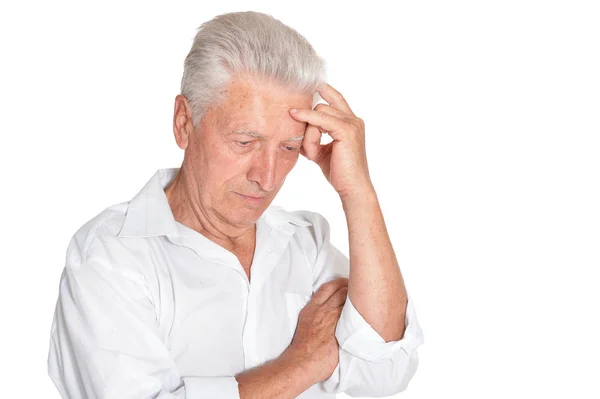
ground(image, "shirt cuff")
xmin=182 ymin=376 xmax=240 ymax=398
xmin=335 ymin=293 xmax=424 ymax=362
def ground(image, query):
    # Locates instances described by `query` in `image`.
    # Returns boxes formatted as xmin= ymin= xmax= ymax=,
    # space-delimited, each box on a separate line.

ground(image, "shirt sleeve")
xmin=308 ymin=213 xmax=425 ymax=397
xmin=47 ymin=236 xmax=240 ymax=399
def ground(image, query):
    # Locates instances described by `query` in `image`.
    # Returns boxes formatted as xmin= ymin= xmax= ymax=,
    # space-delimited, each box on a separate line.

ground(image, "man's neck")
xmin=164 ymin=169 xmax=256 ymax=253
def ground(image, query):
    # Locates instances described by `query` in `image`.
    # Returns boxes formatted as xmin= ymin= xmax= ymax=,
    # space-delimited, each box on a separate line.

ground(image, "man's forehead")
xmin=220 ymin=109 xmax=308 ymax=141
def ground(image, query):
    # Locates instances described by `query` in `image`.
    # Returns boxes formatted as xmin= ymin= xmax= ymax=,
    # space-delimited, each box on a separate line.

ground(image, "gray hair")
xmin=180 ymin=11 xmax=327 ymax=126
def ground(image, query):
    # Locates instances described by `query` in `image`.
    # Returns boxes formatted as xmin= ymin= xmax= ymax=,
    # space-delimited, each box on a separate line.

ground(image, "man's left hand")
xmin=289 ymin=83 xmax=374 ymax=200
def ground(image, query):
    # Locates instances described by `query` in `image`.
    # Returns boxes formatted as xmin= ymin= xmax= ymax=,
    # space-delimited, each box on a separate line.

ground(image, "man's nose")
xmin=247 ymin=148 xmax=278 ymax=192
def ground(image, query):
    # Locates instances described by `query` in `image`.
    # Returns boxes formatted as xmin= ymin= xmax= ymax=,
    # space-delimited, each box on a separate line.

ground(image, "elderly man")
xmin=48 ymin=11 xmax=424 ymax=399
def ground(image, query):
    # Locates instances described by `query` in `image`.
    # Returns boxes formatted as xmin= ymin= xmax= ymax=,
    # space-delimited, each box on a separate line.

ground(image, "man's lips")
xmin=235 ymin=192 xmax=266 ymax=200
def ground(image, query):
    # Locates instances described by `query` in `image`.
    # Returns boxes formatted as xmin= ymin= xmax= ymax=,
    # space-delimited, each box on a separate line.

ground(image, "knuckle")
xmin=322 ymin=279 xmax=338 ymax=288
xmin=322 ymin=279 xmax=345 ymax=290
xmin=352 ymin=117 xmax=364 ymax=130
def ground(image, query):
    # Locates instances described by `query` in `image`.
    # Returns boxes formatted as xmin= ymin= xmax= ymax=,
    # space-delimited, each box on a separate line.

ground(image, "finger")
xmin=312 ymin=277 xmax=349 ymax=304
xmin=299 ymin=146 xmax=308 ymax=158
xmin=316 ymin=83 xmax=355 ymax=116
xmin=300 ymin=104 xmax=346 ymax=161
xmin=289 ymin=109 xmax=347 ymax=142
xmin=321 ymin=277 xmax=349 ymax=292
xmin=325 ymin=286 xmax=348 ymax=309
xmin=314 ymin=103 xmax=349 ymax=120
xmin=300 ymin=142 xmax=334 ymax=168
xmin=301 ymin=122 xmax=323 ymax=161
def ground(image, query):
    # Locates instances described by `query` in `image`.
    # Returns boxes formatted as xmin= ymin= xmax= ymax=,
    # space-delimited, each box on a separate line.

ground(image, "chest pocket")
xmin=277 ymin=263 xmax=314 ymax=336
xmin=266 ymin=242 xmax=315 ymax=336
xmin=280 ymin=290 xmax=312 ymax=337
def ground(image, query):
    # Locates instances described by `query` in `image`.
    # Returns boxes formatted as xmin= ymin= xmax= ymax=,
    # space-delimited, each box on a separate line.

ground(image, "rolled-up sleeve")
xmin=181 ymin=377 xmax=241 ymax=398
xmin=47 ymin=236 xmax=241 ymax=399
xmin=307 ymin=213 xmax=424 ymax=397
xmin=335 ymin=293 xmax=423 ymax=363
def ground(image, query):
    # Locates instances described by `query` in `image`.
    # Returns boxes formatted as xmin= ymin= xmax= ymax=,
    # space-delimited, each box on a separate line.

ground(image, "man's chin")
xmin=227 ymin=199 xmax=270 ymax=222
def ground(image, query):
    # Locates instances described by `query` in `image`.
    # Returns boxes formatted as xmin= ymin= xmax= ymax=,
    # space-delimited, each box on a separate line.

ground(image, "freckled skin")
xmin=165 ymin=74 xmax=312 ymax=251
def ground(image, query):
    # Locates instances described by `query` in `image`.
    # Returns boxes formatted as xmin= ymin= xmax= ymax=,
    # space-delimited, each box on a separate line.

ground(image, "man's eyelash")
xmin=236 ymin=141 xmax=298 ymax=151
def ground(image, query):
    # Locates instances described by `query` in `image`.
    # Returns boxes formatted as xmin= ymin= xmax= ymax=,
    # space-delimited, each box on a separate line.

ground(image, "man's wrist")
xmin=340 ymin=184 xmax=378 ymax=210
xmin=235 ymin=347 xmax=317 ymax=398
xmin=280 ymin=345 xmax=318 ymax=386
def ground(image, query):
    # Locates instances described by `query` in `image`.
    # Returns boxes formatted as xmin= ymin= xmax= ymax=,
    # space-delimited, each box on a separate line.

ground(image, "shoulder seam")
xmin=79 ymin=210 xmax=124 ymax=263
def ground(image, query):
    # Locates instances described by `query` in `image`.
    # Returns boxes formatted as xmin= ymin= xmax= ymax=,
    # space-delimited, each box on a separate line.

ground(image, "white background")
xmin=1 ymin=0 xmax=599 ymax=397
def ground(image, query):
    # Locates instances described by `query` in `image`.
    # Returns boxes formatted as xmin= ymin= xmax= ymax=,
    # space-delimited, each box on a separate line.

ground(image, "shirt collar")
xmin=117 ymin=167 xmax=312 ymax=239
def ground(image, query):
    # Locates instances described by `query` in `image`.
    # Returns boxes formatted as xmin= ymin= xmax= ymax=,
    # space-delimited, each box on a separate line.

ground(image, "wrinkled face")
xmin=184 ymin=75 xmax=312 ymax=227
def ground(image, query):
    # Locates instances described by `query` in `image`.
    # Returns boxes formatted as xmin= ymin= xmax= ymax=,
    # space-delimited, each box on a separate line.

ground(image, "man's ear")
xmin=173 ymin=94 xmax=194 ymax=150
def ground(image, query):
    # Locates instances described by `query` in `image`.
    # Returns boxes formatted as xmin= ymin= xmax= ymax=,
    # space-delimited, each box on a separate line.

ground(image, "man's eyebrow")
xmin=285 ymin=135 xmax=305 ymax=142
xmin=231 ymin=129 xmax=266 ymax=139
xmin=231 ymin=130 xmax=304 ymax=142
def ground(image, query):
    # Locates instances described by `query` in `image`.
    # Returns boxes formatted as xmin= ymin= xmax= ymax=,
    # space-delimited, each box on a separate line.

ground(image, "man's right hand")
xmin=287 ymin=277 xmax=349 ymax=383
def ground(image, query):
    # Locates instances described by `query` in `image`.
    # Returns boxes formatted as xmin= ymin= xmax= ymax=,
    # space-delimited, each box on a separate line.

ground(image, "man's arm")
xmin=307 ymin=211 xmax=423 ymax=397
xmin=235 ymin=347 xmax=315 ymax=399
xmin=289 ymin=83 xmax=421 ymax=396
xmin=342 ymin=186 xmax=408 ymax=342
xmin=289 ymin=83 xmax=409 ymax=341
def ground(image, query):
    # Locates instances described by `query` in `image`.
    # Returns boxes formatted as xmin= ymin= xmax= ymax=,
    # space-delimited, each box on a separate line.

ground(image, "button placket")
xmin=243 ymin=248 xmax=277 ymax=368
xmin=242 ymin=288 xmax=254 ymax=368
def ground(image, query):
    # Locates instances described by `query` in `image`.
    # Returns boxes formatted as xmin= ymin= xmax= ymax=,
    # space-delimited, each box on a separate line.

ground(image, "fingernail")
xmin=290 ymin=108 xmax=297 ymax=113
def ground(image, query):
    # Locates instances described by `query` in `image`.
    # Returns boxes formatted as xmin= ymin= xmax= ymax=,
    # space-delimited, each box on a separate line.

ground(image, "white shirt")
xmin=47 ymin=167 xmax=424 ymax=398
